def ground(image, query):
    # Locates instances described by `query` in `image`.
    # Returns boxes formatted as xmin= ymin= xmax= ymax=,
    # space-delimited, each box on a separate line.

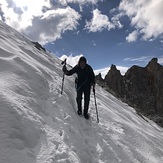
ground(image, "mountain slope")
xmin=0 ymin=21 xmax=163 ymax=163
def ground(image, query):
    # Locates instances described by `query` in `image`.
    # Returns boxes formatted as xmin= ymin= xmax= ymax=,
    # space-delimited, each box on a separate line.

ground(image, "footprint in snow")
xmin=64 ymin=113 xmax=72 ymax=121
xmin=59 ymin=130 xmax=69 ymax=141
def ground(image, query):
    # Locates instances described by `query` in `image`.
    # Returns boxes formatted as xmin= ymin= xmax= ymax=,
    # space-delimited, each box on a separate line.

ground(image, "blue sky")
xmin=1 ymin=0 xmax=163 ymax=75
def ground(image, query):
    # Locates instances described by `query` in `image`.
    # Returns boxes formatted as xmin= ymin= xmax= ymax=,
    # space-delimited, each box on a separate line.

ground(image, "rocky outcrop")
xmin=96 ymin=73 xmax=104 ymax=83
xmin=104 ymin=64 xmax=125 ymax=98
xmin=32 ymin=42 xmax=46 ymax=51
xmin=96 ymin=58 xmax=163 ymax=126
xmin=124 ymin=64 xmax=155 ymax=115
xmin=95 ymin=73 xmax=108 ymax=89
xmin=145 ymin=58 xmax=163 ymax=116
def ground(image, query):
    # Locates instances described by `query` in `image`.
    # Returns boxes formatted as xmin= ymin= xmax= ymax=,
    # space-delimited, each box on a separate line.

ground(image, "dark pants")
xmin=76 ymin=87 xmax=91 ymax=115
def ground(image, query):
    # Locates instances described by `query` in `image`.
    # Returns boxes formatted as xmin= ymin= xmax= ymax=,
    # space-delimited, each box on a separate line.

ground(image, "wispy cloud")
xmin=123 ymin=56 xmax=163 ymax=66
xmin=123 ymin=56 xmax=153 ymax=63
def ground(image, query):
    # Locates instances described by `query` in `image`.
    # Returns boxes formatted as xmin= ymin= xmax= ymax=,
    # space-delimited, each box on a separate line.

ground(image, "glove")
xmin=62 ymin=65 xmax=67 ymax=73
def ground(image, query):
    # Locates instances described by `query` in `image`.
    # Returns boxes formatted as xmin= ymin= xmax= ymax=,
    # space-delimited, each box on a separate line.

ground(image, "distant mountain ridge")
xmin=96 ymin=58 xmax=163 ymax=127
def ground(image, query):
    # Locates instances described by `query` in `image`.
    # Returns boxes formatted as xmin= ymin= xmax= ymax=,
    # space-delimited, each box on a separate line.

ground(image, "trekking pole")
xmin=61 ymin=59 xmax=66 ymax=94
xmin=93 ymin=88 xmax=99 ymax=123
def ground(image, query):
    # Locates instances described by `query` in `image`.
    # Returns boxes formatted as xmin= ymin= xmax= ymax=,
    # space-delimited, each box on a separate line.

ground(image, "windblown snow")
xmin=0 ymin=21 xmax=163 ymax=163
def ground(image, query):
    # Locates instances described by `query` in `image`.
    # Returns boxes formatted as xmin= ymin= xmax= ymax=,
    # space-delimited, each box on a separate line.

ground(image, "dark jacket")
xmin=66 ymin=64 xmax=95 ymax=91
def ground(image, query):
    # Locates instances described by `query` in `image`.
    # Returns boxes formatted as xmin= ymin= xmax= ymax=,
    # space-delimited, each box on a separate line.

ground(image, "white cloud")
xmin=25 ymin=7 xmax=81 ymax=45
xmin=1 ymin=0 xmax=51 ymax=30
xmin=119 ymin=0 xmax=163 ymax=41
xmin=85 ymin=9 xmax=115 ymax=32
xmin=60 ymin=54 xmax=83 ymax=67
xmin=94 ymin=67 xmax=110 ymax=78
xmin=126 ymin=30 xmax=138 ymax=42
xmin=158 ymin=57 xmax=163 ymax=65
xmin=117 ymin=66 xmax=129 ymax=75
xmin=0 ymin=0 xmax=81 ymax=44
xmin=95 ymin=65 xmax=129 ymax=78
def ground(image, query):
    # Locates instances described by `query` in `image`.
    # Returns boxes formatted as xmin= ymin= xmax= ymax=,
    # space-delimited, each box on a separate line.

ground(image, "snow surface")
xmin=0 ymin=21 xmax=163 ymax=163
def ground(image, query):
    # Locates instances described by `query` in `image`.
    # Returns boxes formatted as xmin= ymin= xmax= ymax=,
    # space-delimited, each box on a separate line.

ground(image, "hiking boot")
xmin=77 ymin=110 xmax=82 ymax=115
xmin=84 ymin=113 xmax=90 ymax=120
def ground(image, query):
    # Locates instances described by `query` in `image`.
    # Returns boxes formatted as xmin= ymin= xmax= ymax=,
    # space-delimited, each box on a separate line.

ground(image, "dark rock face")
xmin=96 ymin=58 xmax=163 ymax=126
xmin=32 ymin=42 xmax=46 ymax=51
xmin=95 ymin=73 xmax=106 ymax=88
xmin=124 ymin=65 xmax=155 ymax=115
xmin=96 ymin=73 xmax=104 ymax=83
xmin=145 ymin=58 xmax=163 ymax=116
xmin=104 ymin=64 xmax=125 ymax=98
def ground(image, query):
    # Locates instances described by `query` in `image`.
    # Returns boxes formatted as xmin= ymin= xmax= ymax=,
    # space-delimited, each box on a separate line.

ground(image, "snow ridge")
xmin=0 ymin=21 xmax=163 ymax=163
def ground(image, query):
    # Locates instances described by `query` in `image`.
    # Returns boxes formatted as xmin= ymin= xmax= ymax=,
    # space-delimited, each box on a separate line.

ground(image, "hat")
xmin=79 ymin=56 xmax=87 ymax=64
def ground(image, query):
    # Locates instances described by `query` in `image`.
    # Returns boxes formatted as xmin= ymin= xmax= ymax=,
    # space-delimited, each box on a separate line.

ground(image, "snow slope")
xmin=0 ymin=21 xmax=163 ymax=163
